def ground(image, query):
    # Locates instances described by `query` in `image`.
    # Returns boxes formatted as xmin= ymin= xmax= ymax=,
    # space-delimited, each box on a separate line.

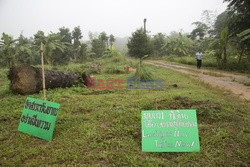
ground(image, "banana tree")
xmin=44 ymin=33 xmax=69 ymax=66
xmin=0 ymin=33 xmax=17 ymax=67
xmin=162 ymin=33 xmax=194 ymax=56
xmin=15 ymin=34 xmax=33 ymax=64
xmin=210 ymin=27 xmax=229 ymax=69
xmin=237 ymin=29 xmax=250 ymax=63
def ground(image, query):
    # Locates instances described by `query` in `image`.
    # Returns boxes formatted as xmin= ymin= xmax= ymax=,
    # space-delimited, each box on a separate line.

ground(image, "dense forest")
xmin=0 ymin=0 xmax=249 ymax=72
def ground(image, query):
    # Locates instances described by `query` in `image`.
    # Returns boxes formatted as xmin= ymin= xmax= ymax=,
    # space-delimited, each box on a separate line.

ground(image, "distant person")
xmin=196 ymin=50 xmax=203 ymax=69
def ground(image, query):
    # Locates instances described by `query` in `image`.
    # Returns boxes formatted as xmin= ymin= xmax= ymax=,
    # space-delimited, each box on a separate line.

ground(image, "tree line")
xmin=0 ymin=26 xmax=115 ymax=67
xmin=127 ymin=0 xmax=250 ymax=71
xmin=1 ymin=0 xmax=249 ymax=71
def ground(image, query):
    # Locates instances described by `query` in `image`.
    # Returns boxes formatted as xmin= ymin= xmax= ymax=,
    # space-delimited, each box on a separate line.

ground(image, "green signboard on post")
xmin=18 ymin=97 xmax=60 ymax=141
xmin=141 ymin=110 xmax=200 ymax=152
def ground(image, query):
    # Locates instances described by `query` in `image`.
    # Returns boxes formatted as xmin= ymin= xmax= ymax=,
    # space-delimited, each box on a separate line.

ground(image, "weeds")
xmin=104 ymin=65 xmax=124 ymax=74
xmin=243 ymin=81 xmax=250 ymax=86
xmin=134 ymin=64 xmax=153 ymax=79
xmin=134 ymin=56 xmax=153 ymax=80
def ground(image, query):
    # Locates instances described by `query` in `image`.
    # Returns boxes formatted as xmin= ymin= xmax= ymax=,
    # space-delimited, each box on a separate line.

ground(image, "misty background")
xmin=0 ymin=0 xmax=227 ymax=39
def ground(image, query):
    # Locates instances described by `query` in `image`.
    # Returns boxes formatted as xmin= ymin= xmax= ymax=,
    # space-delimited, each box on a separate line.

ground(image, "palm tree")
xmin=109 ymin=34 xmax=115 ymax=49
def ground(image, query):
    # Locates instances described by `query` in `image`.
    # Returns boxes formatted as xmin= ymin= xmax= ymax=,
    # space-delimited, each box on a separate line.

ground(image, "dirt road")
xmin=146 ymin=60 xmax=250 ymax=101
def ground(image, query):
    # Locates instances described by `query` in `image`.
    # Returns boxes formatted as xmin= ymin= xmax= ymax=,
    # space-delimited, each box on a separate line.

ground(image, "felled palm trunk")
xmin=8 ymin=65 xmax=87 ymax=95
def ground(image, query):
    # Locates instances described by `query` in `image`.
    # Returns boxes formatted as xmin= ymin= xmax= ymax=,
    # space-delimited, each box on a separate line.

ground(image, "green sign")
xmin=141 ymin=110 xmax=200 ymax=152
xmin=18 ymin=97 xmax=60 ymax=141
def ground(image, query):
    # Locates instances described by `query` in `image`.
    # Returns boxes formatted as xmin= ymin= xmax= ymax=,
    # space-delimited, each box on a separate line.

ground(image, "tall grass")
xmin=102 ymin=49 xmax=131 ymax=74
xmin=104 ymin=65 xmax=124 ymax=74
xmin=134 ymin=60 xmax=153 ymax=79
xmin=163 ymin=55 xmax=218 ymax=68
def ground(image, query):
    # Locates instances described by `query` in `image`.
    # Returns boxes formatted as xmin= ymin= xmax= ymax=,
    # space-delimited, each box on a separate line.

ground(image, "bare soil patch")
xmin=146 ymin=60 xmax=250 ymax=101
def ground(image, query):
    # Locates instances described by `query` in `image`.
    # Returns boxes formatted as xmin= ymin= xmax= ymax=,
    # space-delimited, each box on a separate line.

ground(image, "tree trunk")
xmin=110 ymin=42 xmax=113 ymax=49
xmin=238 ymin=46 xmax=245 ymax=64
xmin=8 ymin=65 xmax=87 ymax=95
xmin=216 ymin=52 xmax=222 ymax=69
xmin=222 ymin=46 xmax=227 ymax=68
xmin=106 ymin=39 xmax=109 ymax=48
xmin=144 ymin=18 xmax=147 ymax=33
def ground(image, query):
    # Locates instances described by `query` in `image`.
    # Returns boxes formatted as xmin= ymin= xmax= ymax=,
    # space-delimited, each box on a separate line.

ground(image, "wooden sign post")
xmin=40 ymin=42 xmax=46 ymax=100
xmin=18 ymin=43 xmax=60 ymax=141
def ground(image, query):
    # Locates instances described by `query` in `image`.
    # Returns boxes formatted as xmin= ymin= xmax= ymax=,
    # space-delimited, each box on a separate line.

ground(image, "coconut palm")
xmin=0 ymin=33 xmax=17 ymax=67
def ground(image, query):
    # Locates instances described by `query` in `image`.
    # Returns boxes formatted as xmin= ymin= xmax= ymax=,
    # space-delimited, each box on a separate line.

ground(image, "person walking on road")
xmin=196 ymin=50 xmax=203 ymax=69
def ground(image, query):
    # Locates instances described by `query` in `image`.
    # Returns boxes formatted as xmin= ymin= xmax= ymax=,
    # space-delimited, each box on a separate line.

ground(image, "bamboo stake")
xmin=40 ymin=42 xmax=47 ymax=100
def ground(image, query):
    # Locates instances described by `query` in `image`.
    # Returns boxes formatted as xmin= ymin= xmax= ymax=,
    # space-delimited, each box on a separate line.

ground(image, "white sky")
xmin=0 ymin=0 xmax=228 ymax=40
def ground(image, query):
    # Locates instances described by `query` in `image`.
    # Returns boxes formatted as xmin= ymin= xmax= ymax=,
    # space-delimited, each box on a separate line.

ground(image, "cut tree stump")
xmin=8 ymin=65 xmax=87 ymax=95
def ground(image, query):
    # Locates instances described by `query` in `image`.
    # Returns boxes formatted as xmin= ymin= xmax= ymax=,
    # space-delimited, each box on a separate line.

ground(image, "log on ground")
xmin=8 ymin=65 xmax=87 ymax=95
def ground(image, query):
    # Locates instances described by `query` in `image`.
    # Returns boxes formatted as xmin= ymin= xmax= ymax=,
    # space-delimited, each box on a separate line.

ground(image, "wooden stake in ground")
xmin=40 ymin=42 xmax=47 ymax=100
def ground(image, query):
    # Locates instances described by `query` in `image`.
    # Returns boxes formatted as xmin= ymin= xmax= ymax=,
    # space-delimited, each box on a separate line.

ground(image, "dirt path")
xmin=146 ymin=60 xmax=250 ymax=101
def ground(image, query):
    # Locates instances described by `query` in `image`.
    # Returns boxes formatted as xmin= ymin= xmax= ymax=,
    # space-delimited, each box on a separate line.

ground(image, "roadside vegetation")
xmin=126 ymin=0 xmax=250 ymax=73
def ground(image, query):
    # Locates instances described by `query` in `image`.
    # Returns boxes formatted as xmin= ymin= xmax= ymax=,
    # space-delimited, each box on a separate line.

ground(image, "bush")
xmin=134 ymin=63 xmax=153 ymax=79
xmin=104 ymin=65 xmax=124 ymax=74
xmin=102 ymin=49 xmax=128 ymax=65
xmin=226 ymin=58 xmax=250 ymax=72
xmin=102 ymin=49 xmax=120 ymax=59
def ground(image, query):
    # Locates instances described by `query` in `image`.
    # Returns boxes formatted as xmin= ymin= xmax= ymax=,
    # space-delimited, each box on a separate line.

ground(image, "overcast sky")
xmin=0 ymin=0 xmax=228 ymax=40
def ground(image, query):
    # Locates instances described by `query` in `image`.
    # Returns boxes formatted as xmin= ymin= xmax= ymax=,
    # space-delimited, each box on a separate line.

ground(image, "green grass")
xmin=104 ymin=65 xmax=125 ymax=74
xmin=0 ymin=59 xmax=249 ymax=166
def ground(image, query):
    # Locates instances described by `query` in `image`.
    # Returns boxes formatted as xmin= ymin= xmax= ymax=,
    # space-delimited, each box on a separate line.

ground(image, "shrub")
xmin=104 ymin=65 xmax=124 ymax=74
xmin=134 ymin=63 xmax=153 ymax=80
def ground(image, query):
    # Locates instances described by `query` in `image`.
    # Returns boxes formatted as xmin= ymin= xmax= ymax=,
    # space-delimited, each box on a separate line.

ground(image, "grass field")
xmin=0 ymin=57 xmax=250 ymax=166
